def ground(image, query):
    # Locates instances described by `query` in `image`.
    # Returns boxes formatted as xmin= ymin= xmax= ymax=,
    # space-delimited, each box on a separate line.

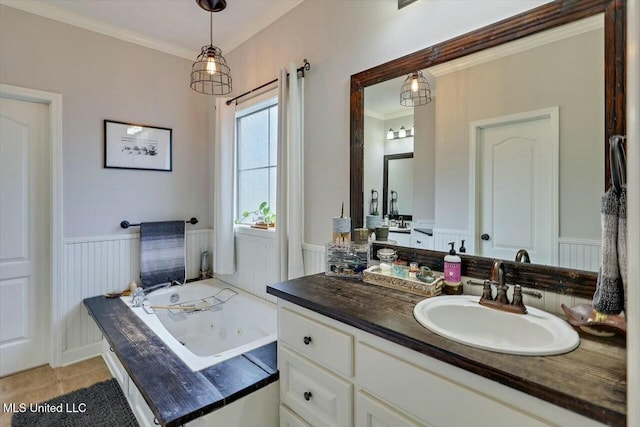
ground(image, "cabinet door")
xmin=389 ymin=231 xmax=411 ymax=247
xmin=356 ymin=391 xmax=425 ymax=427
xmin=356 ymin=342 xmax=549 ymax=427
xmin=102 ymin=340 xmax=127 ymax=394
xmin=281 ymin=404 xmax=312 ymax=427
xmin=280 ymin=346 xmax=352 ymax=427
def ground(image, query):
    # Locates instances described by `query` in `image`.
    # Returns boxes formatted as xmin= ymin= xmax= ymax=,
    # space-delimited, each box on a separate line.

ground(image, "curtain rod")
xmin=225 ymin=59 xmax=310 ymax=106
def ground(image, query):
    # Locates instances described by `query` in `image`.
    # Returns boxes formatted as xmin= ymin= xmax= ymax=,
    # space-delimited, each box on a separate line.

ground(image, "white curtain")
xmin=276 ymin=64 xmax=305 ymax=280
xmin=213 ymin=97 xmax=236 ymax=275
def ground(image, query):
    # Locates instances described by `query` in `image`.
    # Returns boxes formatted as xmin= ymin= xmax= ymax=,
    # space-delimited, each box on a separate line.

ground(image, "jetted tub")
xmin=124 ymin=278 xmax=277 ymax=371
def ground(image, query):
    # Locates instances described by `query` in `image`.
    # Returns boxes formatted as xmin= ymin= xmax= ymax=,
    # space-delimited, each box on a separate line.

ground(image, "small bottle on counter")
xmin=443 ymin=242 xmax=463 ymax=295
xmin=409 ymin=262 xmax=419 ymax=278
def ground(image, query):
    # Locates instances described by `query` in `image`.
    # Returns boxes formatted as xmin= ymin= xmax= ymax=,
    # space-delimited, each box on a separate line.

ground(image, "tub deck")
xmin=84 ymin=295 xmax=278 ymax=427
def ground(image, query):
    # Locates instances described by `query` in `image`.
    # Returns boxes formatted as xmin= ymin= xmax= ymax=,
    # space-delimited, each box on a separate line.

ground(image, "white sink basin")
xmin=414 ymin=295 xmax=579 ymax=356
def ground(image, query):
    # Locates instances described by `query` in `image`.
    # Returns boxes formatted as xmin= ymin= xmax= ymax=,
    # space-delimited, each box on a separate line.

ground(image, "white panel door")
xmin=0 ymin=97 xmax=50 ymax=375
xmin=475 ymin=109 xmax=558 ymax=264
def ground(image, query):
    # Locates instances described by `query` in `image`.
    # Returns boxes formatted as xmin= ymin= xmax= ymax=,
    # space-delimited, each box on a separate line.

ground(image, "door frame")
xmin=0 ymin=84 xmax=63 ymax=368
xmin=468 ymin=106 xmax=559 ymax=264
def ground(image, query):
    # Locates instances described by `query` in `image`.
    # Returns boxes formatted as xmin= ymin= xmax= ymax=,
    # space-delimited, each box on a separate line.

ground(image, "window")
xmin=235 ymin=97 xmax=278 ymax=224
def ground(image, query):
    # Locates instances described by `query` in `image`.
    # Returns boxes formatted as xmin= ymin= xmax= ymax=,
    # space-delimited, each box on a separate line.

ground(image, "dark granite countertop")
xmin=267 ymin=274 xmax=626 ymax=426
xmin=84 ymin=296 xmax=278 ymax=427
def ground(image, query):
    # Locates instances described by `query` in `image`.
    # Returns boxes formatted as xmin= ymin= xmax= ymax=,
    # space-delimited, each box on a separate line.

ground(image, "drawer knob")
xmin=303 ymin=336 xmax=312 ymax=345
xmin=304 ymin=391 xmax=313 ymax=401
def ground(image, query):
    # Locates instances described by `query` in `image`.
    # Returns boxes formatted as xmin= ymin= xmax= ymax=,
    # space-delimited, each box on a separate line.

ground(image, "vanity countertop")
xmin=267 ymin=274 xmax=626 ymax=426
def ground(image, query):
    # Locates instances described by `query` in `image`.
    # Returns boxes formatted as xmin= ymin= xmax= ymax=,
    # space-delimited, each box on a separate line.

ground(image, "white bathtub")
xmin=123 ymin=278 xmax=277 ymax=372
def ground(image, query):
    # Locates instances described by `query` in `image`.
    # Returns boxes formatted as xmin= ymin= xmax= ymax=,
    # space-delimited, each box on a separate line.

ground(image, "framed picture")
xmin=104 ymin=120 xmax=172 ymax=171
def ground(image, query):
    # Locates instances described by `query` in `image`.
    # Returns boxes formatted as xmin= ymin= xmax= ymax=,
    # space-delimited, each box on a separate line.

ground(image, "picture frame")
xmin=104 ymin=120 xmax=172 ymax=171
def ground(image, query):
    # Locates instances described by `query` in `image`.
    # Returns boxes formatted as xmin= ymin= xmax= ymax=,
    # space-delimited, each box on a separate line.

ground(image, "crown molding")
xmin=384 ymin=109 xmax=415 ymax=121
xmin=1 ymin=0 xmax=304 ymax=60
xmin=222 ymin=0 xmax=303 ymax=54
xmin=1 ymin=0 xmax=199 ymax=60
xmin=364 ymin=109 xmax=385 ymax=121
xmin=429 ymin=14 xmax=603 ymax=77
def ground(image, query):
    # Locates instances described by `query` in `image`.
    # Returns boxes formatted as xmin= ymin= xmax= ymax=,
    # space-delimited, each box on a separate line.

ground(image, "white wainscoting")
xmin=432 ymin=229 xmax=468 ymax=252
xmin=216 ymin=234 xmax=327 ymax=303
xmin=61 ymin=229 xmax=212 ymax=365
xmin=558 ymin=238 xmax=601 ymax=271
xmin=216 ymin=230 xmax=279 ymax=303
xmin=303 ymin=243 xmax=326 ymax=275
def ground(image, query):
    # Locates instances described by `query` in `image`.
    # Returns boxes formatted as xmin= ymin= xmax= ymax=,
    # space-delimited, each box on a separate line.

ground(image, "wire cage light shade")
xmin=400 ymin=71 xmax=431 ymax=107
xmin=190 ymin=45 xmax=232 ymax=95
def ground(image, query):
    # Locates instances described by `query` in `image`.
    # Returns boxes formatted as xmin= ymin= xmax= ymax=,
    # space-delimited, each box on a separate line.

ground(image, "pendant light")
xmin=400 ymin=71 xmax=431 ymax=107
xmin=190 ymin=0 xmax=232 ymax=95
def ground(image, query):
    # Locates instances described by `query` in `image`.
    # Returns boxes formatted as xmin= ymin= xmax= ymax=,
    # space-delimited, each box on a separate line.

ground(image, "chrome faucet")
xmin=132 ymin=287 xmax=146 ymax=307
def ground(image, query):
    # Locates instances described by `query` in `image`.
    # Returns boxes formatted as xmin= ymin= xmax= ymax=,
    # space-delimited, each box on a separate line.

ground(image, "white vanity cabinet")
xmin=410 ymin=229 xmax=434 ymax=250
xmin=388 ymin=231 xmax=411 ymax=247
xmin=278 ymin=307 xmax=353 ymax=427
xmin=276 ymin=300 xmax=606 ymax=427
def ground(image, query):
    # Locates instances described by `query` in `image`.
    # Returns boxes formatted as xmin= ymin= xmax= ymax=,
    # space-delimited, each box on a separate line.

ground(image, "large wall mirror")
xmin=351 ymin=0 xmax=625 ymax=275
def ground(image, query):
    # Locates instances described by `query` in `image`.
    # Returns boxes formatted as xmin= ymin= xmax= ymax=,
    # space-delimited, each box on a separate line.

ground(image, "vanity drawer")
xmin=280 ymin=346 xmax=353 ymax=427
xmin=280 ymin=307 xmax=353 ymax=377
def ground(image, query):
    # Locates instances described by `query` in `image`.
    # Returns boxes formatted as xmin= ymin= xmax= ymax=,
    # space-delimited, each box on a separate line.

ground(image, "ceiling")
xmin=1 ymin=0 xmax=303 ymax=59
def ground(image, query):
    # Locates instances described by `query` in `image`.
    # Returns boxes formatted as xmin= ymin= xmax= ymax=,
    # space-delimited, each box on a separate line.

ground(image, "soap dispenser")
xmin=444 ymin=242 xmax=462 ymax=295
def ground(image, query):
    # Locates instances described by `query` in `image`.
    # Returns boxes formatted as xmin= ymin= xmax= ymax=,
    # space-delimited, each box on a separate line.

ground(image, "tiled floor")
xmin=0 ymin=356 xmax=112 ymax=427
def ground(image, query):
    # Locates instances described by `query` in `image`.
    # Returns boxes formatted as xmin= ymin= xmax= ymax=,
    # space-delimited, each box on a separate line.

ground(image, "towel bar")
xmin=120 ymin=217 xmax=198 ymax=229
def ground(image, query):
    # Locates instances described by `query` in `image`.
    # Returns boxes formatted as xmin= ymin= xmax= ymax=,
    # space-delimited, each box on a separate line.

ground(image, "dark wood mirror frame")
xmin=350 ymin=0 xmax=626 ymax=298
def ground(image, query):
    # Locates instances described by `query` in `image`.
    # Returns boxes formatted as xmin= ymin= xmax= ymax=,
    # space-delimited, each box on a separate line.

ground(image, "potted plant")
xmin=332 ymin=202 xmax=351 ymax=243
xmin=237 ymin=201 xmax=276 ymax=229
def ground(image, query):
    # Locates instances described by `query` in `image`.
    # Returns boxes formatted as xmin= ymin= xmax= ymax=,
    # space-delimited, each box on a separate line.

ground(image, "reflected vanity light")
xmin=387 ymin=126 xmax=414 ymax=140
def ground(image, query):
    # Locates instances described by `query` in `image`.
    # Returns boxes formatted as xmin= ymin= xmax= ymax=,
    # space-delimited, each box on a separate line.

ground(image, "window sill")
xmin=234 ymin=224 xmax=276 ymax=239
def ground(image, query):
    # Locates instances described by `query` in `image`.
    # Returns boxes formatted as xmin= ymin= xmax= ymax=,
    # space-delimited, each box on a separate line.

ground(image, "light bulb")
xmin=411 ymin=76 xmax=419 ymax=92
xmin=206 ymin=56 xmax=217 ymax=75
xmin=398 ymin=127 xmax=407 ymax=138
xmin=387 ymin=128 xmax=395 ymax=140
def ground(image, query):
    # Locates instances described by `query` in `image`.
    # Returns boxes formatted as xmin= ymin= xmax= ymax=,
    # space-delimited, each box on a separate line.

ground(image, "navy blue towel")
xmin=140 ymin=221 xmax=186 ymax=288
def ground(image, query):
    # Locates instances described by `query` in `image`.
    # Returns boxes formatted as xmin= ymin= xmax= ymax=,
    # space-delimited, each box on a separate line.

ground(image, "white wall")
xmin=0 ymin=6 xmax=211 ymax=238
xmin=414 ymin=100 xmax=437 ymax=222
xmin=363 ymin=115 xmax=384 ymax=218
xmin=224 ymin=0 xmax=552 ymax=244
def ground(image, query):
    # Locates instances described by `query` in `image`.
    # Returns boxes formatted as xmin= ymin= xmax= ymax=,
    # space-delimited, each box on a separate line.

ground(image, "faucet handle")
xmin=466 ymin=279 xmax=495 ymax=301
xmin=512 ymin=285 xmax=524 ymax=308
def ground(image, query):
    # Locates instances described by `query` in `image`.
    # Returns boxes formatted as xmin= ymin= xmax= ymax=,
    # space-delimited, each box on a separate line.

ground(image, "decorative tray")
xmin=362 ymin=265 xmax=443 ymax=298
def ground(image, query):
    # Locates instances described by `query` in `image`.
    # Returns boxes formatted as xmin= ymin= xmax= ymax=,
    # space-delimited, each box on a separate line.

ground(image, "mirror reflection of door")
xmin=470 ymin=107 xmax=559 ymax=265
xmin=383 ymin=153 xmax=413 ymax=219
